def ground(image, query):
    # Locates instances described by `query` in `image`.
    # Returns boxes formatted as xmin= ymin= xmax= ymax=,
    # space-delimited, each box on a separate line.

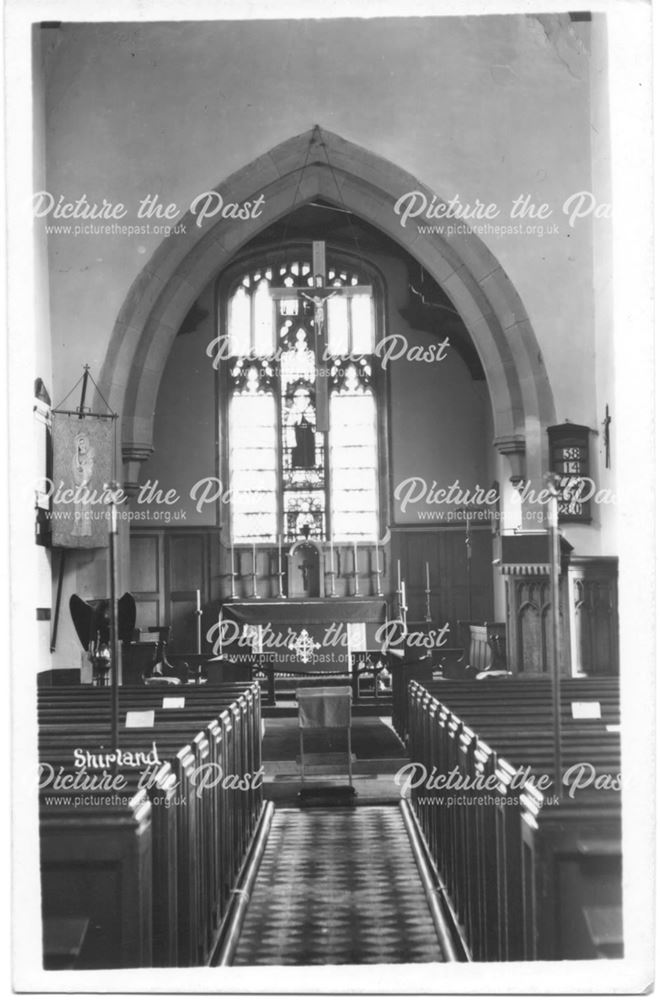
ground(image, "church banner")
xmin=51 ymin=412 xmax=114 ymax=548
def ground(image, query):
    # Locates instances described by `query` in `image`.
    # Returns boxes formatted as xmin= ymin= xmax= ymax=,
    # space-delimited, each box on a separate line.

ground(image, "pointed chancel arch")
xmin=99 ymin=128 xmax=555 ymax=489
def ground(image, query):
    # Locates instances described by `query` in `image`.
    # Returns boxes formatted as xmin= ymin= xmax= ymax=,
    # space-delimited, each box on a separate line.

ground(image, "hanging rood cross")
xmin=270 ymin=240 xmax=371 ymax=432
xmin=300 ymin=287 xmax=337 ymax=336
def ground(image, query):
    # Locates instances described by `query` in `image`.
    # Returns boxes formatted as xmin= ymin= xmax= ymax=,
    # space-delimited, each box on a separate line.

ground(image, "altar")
xmin=220 ymin=598 xmax=388 ymax=675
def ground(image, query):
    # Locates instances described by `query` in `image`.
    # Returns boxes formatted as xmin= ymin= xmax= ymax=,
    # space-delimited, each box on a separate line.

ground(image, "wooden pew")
xmin=393 ymin=674 xmax=619 ymax=742
xmin=39 ymin=731 xmax=250 ymax=967
xmin=405 ymin=679 xmax=622 ymax=961
xmin=39 ymin=736 xmax=254 ymax=965
xmin=38 ymin=682 xmax=263 ymax=844
xmin=40 ymin=758 xmax=179 ymax=966
xmin=38 ymin=682 xmax=263 ymax=968
xmin=39 ymin=789 xmax=153 ymax=969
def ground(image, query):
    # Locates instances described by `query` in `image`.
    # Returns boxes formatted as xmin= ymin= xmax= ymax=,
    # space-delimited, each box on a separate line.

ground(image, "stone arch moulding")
xmin=99 ymin=127 xmax=556 ymax=490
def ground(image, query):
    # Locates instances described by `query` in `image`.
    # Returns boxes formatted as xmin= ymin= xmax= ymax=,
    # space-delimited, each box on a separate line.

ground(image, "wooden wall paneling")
xmin=390 ymin=527 xmax=494 ymax=643
xmin=131 ymin=525 xmax=497 ymax=653
xmin=470 ymin=528 xmax=496 ymax=623
xmin=130 ymin=531 xmax=164 ymax=633
xmin=166 ymin=532 xmax=208 ymax=652
xmin=570 ymin=558 xmax=619 ymax=676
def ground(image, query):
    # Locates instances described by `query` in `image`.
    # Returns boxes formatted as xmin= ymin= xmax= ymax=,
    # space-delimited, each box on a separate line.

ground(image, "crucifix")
xmin=298 ymin=553 xmax=314 ymax=594
xmin=270 ymin=241 xmax=371 ymax=432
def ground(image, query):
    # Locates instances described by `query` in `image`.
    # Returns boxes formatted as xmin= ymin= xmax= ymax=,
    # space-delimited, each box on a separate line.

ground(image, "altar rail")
xmin=405 ymin=678 xmax=622 ymax=961
xmin=38 ymin=682 xmax=262 ymax=968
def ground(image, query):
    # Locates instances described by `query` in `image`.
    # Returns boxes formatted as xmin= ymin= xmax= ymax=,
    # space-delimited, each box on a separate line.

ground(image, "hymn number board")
xmin=547 ymin=423 xmax=591 ymax=523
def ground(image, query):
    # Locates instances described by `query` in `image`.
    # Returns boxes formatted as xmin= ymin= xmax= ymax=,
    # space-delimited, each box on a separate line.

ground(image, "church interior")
xmin=20 ymin=8 xmax=638 ymax=979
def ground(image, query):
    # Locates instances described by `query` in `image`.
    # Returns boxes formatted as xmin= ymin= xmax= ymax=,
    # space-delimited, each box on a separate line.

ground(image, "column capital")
xmin=122 ymin=442 xmax=154 ymax=496
xmin=493 ymin=434 xmax=526 ymax=486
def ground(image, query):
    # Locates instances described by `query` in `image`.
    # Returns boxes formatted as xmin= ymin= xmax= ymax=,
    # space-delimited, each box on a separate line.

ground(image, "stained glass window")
xmin=224 ymin=255 xmax=380 ymax=542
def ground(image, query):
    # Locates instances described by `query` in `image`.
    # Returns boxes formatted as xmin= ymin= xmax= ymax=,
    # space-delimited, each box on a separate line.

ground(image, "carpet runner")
xmin=232 ymin=806 xmax=446 ymax=965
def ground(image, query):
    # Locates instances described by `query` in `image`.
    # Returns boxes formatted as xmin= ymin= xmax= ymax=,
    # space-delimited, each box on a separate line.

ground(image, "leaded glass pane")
xmin=254 ymin=278 xmax=274 ymax=355
xmin=351 ymin=294 xmax=374 ymax=353
xmin=327 ymin=295 xmax=349 ymax=355
xmin=332 ymin=446 xmax=375 ymax=469
xmin=332 ymin=511 xmax=378 ymax=539
xmin=229 ymin=393 xmax=277 ymax=541
xmin=232 ymin=510 xmax=277 ymax=541
xmin=231 ymin=468 xmax=277 ymax=492
xmin=228 ymin=285 xmax=250 ymax=355
xmin=330 ymin=390 xmax=378 ymax=540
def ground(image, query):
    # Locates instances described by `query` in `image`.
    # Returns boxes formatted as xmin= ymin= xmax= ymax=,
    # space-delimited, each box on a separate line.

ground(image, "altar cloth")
xmin=222 ymin=599 xmax=387 ymax=625
xmin=221 ymin=599 xmax=388 ymax=674
xmin=297 ymin=687 xmax=352 ymax=728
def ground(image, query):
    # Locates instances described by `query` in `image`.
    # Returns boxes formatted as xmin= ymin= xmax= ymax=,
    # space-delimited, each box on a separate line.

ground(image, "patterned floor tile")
xmin=232 ymin=806 xmax=445 ymax=966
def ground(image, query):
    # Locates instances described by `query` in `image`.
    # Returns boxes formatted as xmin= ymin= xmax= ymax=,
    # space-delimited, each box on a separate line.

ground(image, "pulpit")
xmin=500 ymin=532 xmax=573 ymax=674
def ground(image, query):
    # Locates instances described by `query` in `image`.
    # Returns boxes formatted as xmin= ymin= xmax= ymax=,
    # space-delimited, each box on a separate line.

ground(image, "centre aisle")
xmin=232 ymin=806 xmax=447 ymax=966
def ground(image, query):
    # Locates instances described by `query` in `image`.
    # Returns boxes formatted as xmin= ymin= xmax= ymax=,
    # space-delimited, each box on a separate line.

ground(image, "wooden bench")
xmin=39 ymin=703 xmax=259 ymax=966
xmin=394 ymin=674 xmax=619 ymax=742
xmin=38 ymin=682 xmax=263 ymax=968
xmin=39 ymin=789 xmax=153 ymax=968
xmin=405 ymin=678 xmax=622 ymax=961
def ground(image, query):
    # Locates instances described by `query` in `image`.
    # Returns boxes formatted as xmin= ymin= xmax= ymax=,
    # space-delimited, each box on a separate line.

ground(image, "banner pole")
xmin=109 ymin=495 xmax=120 ymax=758
xmin=547 ymin=476 xmax=563 ymax=801
xmin=77 ymin=364 xmax=90 ymax=418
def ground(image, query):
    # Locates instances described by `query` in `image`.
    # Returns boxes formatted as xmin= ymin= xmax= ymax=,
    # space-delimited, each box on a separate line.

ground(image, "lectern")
xmin=296 ymin=686 xmax=353 ymax=786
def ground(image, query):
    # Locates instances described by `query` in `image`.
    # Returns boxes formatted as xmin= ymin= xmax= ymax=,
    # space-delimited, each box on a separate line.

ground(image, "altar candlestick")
xmin=277 ymin=535 xmax=285 ymax=599
xmin=401 ymin=579 xmax=406 ymax=608
xmin=465 ymin=515 xmax=472 ymax=620
xmin=424 ymin=562 xmax=432 ymax=624
xmin=194 ymin=589 xmax=202 ymax=654
xmin=229 ymin=541 xmax=237 ymax=599
xmin=328 ymin=537 xmax=337 ymax=598
xmin=374 ymin=543 xmax=383 ymax=597
xmin=251 ymin=543 xmax=260 ymax=599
